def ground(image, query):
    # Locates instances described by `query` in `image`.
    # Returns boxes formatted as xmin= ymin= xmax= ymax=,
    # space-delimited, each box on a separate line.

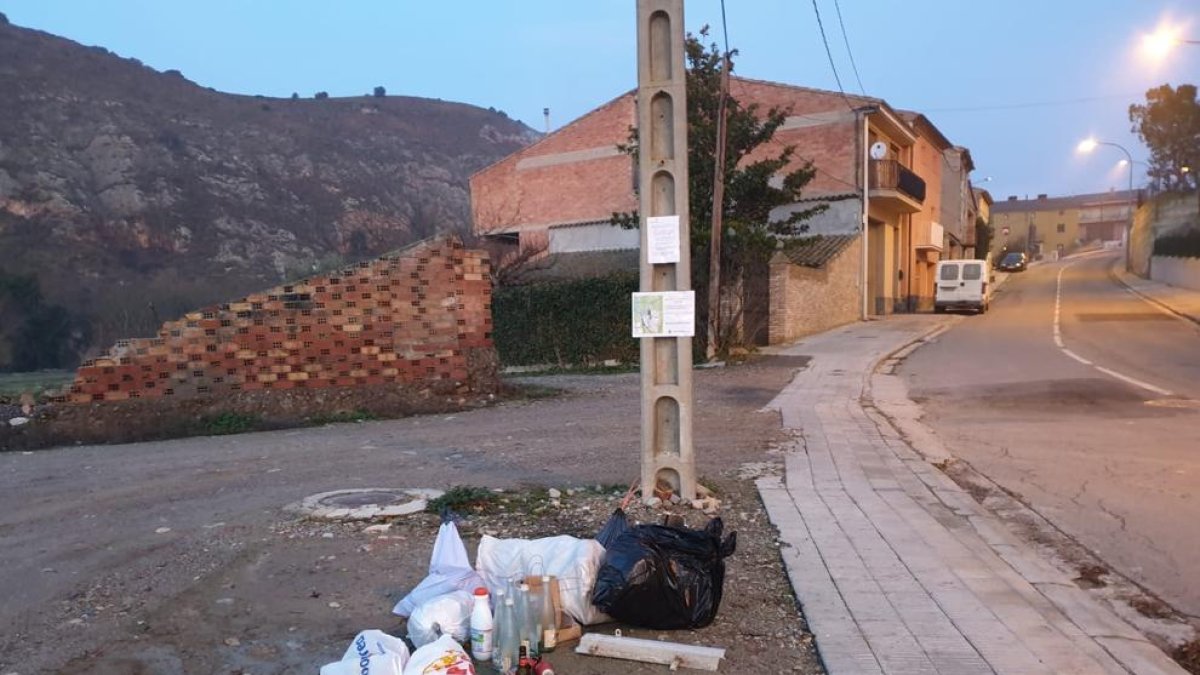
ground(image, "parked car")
xmin=934 ymin=259 xmax=991 ymax=314
xmin=997 ymin=251 xmax=1028 ymax=272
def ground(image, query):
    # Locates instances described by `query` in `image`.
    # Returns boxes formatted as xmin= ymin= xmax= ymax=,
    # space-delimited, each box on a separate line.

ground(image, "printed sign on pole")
xmin=646 ymin=215 xmax=681 ymax=264
xmin=631 ymin=291 xmax=695 ymax=337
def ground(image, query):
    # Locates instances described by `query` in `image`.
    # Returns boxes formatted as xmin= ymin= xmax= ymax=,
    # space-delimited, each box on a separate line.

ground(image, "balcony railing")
xmin=869 ymin=159 xmax=926 ymax=204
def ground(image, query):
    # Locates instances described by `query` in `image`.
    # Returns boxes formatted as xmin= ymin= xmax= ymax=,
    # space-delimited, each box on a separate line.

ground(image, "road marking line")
xmin=1060 ymin=349 xmax=1093 ymax=366
xmin=1093 ymin=366 xmax=1174 ymax=397
xmin=1054 ymin=259 xmax=1176 ymax=397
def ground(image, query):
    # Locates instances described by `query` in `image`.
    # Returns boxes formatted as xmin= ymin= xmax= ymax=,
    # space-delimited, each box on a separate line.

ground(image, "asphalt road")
xmin=901 ymin=252 xmax=1200 ymax=619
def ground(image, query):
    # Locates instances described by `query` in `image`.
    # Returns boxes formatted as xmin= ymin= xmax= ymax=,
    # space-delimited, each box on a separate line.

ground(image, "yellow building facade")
xmin=990 ymin=191 xmax=1135 ymax=260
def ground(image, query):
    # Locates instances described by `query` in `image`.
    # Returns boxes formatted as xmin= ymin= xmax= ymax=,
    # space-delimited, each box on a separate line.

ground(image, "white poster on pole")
xmin=631 ymin=291 xmax=695 ymax=337
xmin=646 ymin=215 xmax=681 ymax=264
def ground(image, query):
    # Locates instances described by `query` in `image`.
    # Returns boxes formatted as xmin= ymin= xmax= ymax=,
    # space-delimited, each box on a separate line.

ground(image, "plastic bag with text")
xmin=591 ymin=517 xmax=736 ymax=629
xmin=407 ymin=590 xmax=474 ymax=647
xmin=319 ymin=629 xmax=410 ymax=675
xmin=476 ymin=535 xmax=610 ymax=625
xmin=403 ymin=634 xmax=475 ymax=675
xmin=393 ymin=521 xmax=484 ymax=617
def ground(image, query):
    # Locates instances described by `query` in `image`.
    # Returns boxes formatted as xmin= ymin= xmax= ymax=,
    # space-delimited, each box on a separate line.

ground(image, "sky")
xmin=1 ymin=1 xmax=1196 ymax=203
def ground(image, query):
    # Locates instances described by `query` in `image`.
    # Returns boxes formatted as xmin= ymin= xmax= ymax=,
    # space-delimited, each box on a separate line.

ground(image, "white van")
xmin=935 ymin=259 xmax=990 ymax=314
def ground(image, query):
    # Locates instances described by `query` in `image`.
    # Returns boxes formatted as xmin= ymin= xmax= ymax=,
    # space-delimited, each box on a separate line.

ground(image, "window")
xmin=939 ymin=265 xmax=959 ymax=281
xmin=1057 ymin=223 xmax=1065 ymax=233
xmin=962 ymin=264 xmax=982 ymax=280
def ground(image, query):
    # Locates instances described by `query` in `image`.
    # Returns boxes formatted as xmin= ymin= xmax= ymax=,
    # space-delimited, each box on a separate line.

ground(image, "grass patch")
xmin=426 ymin=485 xmax=500 ymax=515
xmin=307 ymin=409 xmax=376 ymax=425
xmin=0 ymin=370 xmax=74 ymax=400
xmin=200 ymin=412 xmax=260 ymax=436
xmin=500 ymin=382 xmax=562 ymax=401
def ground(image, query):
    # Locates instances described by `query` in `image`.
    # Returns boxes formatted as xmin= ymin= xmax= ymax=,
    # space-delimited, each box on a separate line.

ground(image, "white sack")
xmin=319 ymin=629 xmax=410 ymax=675
xmin=475 ymin=535 xmax=610 ymax=625
xmin=393 ymin=521 xmax=484 ymax=617
xmin=407 ymin=590 xmax=474 ymax=647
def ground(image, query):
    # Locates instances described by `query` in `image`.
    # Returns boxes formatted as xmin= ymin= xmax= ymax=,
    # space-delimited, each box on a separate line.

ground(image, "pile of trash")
xmin=320 ymin=488 xmax=737 ymax=674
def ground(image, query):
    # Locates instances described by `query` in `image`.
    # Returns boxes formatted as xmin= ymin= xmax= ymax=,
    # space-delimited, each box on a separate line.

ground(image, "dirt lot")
xmin=0 ymin=357 xmax=823 ymax=674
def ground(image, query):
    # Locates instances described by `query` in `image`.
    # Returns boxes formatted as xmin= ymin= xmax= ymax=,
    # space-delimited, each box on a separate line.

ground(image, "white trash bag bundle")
xmin=321 ymin=632 xmax=474 ymax=675
xmin=319 ymin=629 xmax=410 ymax=675
xmin=393 ymin=520 xmax=483 ymax=617
xmin=406 ymin=590 xmax=474 ymax=647
xmin=475 ymin=534 xmax=610 ymax=626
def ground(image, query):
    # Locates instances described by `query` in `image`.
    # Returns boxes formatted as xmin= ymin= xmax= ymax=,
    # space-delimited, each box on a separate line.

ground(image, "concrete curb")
xmin=871 ymin=326 xmax=1196 ymax=668
xmin=1108 ymin=262 xmax=1200 ymax=328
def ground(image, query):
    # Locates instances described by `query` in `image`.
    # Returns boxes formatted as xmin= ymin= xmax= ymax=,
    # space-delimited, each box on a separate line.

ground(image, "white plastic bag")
xmin=320 ymin=629 xmax=410 ymax=675
xmin=407 ymin=590 xmax=474 ymax=647
xmin=475 ymin=535 xmax=610 ymax=625
xmin=393 ymin=521 xmax=484 ymax=617
xmin=402 ymin=633 xmax=475 ymax=675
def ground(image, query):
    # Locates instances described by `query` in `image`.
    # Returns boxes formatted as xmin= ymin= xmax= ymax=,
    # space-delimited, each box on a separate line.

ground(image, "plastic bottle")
xmin=469 ymin=587 xmax=494 ymax=663
xmin=538 ymin=576 xmax=557 ymax=653
xmin=498 ymin=596 xmax=520 ymax=674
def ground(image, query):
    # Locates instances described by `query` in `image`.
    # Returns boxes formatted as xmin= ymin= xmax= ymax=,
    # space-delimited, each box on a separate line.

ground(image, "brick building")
xmin=67 ymin=236 xmax=495 ymax=404
xmin=990 ymin=190 xmax=1136 ymax=260
xmin=470 ymin=77 xmax=980 ymax=342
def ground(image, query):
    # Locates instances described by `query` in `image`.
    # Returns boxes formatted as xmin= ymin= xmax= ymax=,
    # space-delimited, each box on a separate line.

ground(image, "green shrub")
xmin=425 ymin=485 xmax=499 ymax=515
xmin=1154 ymin=229 xmax=1200 ymax=258
xmin=201 ymin=412 xmax=260 ymax=436
xmin=491 ymin=274 xmax=638 ymax=367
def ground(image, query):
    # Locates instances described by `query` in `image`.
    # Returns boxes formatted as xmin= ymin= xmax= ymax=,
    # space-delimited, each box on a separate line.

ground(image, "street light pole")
xmin=1078 ymin=138 xmax=1135 ymax=271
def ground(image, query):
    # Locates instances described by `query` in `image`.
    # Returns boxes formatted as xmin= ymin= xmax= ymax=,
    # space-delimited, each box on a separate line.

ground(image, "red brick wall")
xmin=67 ymin=236 xmax=494 ymax=403
xmin=469 ymin=79 xmax=867 ymax=239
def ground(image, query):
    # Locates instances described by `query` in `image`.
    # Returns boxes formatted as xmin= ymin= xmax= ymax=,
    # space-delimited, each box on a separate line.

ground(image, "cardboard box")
xmin=523 ymin=575 xmax=582 ymax=646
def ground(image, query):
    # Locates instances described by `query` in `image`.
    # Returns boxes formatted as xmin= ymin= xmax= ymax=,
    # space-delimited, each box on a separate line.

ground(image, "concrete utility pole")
xmin=636 ymin=0 xmax=696 ymax=502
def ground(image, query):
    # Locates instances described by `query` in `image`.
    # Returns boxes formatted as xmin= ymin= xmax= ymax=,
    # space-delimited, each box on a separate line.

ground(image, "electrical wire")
xmin=809 ymin=0 xmax=854 ymax=110
xmin=832 ymin=0 xmax=866 ymax=95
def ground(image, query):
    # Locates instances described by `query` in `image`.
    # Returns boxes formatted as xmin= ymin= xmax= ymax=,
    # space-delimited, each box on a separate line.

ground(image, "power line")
xmin=809 ymin=0 xmax=854 ymax=110
xmin=831 ymin=0 xmax=866 ymax=95
xmin=922 ymin=93 xmax=1139 ymax=113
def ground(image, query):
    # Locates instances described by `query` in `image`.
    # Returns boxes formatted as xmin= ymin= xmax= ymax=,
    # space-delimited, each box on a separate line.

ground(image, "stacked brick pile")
xmin=67 ymin=236 xmax=493 ymax=404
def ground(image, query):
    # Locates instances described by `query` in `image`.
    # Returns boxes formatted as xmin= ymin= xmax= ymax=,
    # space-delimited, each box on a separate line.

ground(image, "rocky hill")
xmin=0 ymin=13 xmax=536 ymax=369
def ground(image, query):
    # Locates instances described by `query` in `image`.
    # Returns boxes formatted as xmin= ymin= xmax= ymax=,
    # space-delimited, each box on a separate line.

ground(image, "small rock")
xmin=691 ymin=499 xmax=705 ymax=510
xmin=549 ymin=499 xmax=561 ymax=507
xmin=696 ymin=484 xmax=714 ymax=499
xmin=321 ymin=532 xmax=334 ymax=539
xmin=154 ymin=527 xmax=172 ymax=534
xmin=363 ymin=523 xmax=391 ymax=534
xmin=328 ymin=601 xmax=341 ymax=609
xmin=547 ymin=488 xmax=562 ymax=499
xmin=669 ymin=494 xmax=681 ymax=505
xmin=66 ymin=618 xmax=84 ymax=626
xmin=647 ymin=497 xmax=663 ymax=508
xmin=216 ymin=598 xmax=234 ymax=605
xmin=224 ymin=637 xmax=241 ymax=647
xmin=8 ymin=417 xmax=30 ymax=427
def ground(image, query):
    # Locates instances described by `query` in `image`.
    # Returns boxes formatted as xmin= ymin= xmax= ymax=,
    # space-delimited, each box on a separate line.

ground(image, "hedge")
xmin=491 ymin=274 xmax=639 ymax=367
xmin=1154 ymin=229 xmax=1200 ymax=258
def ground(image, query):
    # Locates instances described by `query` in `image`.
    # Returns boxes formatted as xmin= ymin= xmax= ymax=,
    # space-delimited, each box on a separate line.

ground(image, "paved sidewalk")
xmin=1113 ymin=265 xmax=1200 ymax=325
xmin=757 ymin=316 xmax=1185 ymax=674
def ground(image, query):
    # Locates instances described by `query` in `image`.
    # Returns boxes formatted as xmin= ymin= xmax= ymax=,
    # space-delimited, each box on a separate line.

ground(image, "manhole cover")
xmin=286 ymin=488 xmax=444 ymax=521
xmin=1145 ymin=398 xmax=1200 ymax=410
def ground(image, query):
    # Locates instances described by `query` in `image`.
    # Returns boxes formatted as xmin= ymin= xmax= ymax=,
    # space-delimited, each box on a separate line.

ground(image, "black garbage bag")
xmin=591 ymin=517 xmax=737 ymax=629
xmin=595 ymin=507 xmax=631 ymax=549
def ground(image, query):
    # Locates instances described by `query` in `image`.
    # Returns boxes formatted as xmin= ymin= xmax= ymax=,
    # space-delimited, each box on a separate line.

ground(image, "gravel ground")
xmin=0 ymin=356 xmax=823 ymax=674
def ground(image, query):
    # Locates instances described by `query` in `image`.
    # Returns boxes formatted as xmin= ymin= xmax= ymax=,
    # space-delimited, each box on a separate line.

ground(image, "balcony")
xmin=869 ymin=159 xmax=925 ymax=214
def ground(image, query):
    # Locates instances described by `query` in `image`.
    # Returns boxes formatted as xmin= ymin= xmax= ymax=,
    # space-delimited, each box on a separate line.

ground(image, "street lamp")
xmin=1141 ymin=21 xmax=1198 ymax=62
xmin=1077 ymin=137 xmax=1135 ymax=271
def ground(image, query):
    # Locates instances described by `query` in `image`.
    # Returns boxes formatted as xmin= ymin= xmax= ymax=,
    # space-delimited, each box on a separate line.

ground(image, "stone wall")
xmin=768 ymin=236 xmax=862 ymax=344
xmin=66 ymin=236 xmax=495 ymax=404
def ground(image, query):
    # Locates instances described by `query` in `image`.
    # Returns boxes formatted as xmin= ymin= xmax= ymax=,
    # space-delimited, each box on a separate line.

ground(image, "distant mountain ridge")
xmin=0 ymin=13 xmax=537 ymax=368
